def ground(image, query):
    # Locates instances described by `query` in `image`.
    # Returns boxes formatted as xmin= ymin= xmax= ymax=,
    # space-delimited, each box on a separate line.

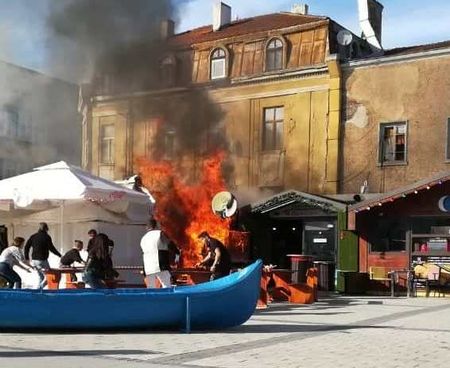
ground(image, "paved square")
xmin=1 ymin=296 xmax=449 ymax=367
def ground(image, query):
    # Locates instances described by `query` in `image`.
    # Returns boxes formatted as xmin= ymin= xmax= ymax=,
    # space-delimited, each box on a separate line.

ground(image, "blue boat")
xmin=0 ymin=259 xmax=262 ymax=331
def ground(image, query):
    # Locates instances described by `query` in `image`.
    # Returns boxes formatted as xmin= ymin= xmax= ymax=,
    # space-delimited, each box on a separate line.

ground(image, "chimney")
xmin=213 ymin=1 xmax=232 ymax=31
xmin=291 ymin=4 xmax=309 ymax=15
xmin=160 ymin=19 xmax=175 ymax=39
xmin=358 ymin=0 xmax=383 ymax=50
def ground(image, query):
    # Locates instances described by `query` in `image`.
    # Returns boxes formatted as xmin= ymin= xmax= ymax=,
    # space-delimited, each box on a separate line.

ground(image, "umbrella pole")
xmin=60 ymin=200 xmax=64 ymax=254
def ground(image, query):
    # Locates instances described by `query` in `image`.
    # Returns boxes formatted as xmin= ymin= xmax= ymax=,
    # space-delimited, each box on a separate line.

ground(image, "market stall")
xmin=347 ymin=171 xmax=450 ymax=295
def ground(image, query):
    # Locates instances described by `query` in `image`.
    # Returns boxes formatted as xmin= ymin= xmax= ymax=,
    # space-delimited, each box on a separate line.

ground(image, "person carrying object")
xmin=140 ymin=219 xmax=174 ymax=288
xmin=24 ymin=222 xmax=61 ymax=289
xmin=0 ymin=237 xmax=34 ymax=289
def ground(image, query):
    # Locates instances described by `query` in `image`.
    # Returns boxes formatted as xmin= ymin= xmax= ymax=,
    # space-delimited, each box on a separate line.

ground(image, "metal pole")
xmin=60 ymin=200 xmax=64 ymax=254
xmin=390 ymin=271 xmax=395 ymax=297
xmin=406 ymin=270 xmax=411 ymax=298
xmin=184 ymin=296 xmax=191 ymax=333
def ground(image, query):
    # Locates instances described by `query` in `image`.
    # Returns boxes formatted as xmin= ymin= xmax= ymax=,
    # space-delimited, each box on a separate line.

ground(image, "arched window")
xmin=210 ymin=48 xmax=226 ymax=80
xmin=266 ymin=38 xmax=283 ymax=71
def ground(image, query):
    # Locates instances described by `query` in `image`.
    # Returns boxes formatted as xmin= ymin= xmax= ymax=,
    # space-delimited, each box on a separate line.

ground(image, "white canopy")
xmin=0 ymin=161 xmax=150 ymax=216
xmin=0 ymin=162 xmax=153 ymax=287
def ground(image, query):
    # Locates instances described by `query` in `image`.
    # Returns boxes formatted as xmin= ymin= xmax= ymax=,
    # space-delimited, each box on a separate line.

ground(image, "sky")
xmin=0 ymin=0 xmax=449 ymax=79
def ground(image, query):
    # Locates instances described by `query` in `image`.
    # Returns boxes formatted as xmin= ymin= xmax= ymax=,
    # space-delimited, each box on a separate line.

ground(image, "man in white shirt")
xmin=140 ymin=219 xmax=172 ymax=288
xmin=0 ymin=237 xmax=34 ymax=288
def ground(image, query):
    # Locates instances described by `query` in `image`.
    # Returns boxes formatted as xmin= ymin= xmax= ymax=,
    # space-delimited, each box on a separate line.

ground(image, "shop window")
xmin=379 ymin=122 xmax=407 ymax=164
xmin=210 ymin=48 xmax=226 ymax=80
xmin=262 ymin=106 xmax=284 ymax=151
xmin=266 ymin=38 xmax=283 ymax=72
xmin=100 ymin=123 xmax=115 ymax=164
xmin=368 ymin=218 xmax=407 ymax=252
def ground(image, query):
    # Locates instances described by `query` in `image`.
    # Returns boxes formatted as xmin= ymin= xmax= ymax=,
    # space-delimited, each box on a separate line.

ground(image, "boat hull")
xmin=0 ymin=259 xmax=262 ymax=330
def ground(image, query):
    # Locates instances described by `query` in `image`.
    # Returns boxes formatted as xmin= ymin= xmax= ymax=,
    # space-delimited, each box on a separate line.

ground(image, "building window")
xmin=164 ymin=129 xmax=176 ymax=159
xmin=161 ymin=56 xmax=176 ymax=87
xmin=210 ymin=48 xmax=226 ymax=80
xmin=263 ymin=107 xmax=284 ymax=151
xmin=0 ymin=107 xmax=19 ymax=138
xmin=266 ymin=38 xmax=283 ymax=72
xmin=379 ymin=122 xmax=407 ymax=164
xmin=446 ymin=118 xmax=450 ymax=161
xmin=6 ymin=108 xmax=19 ymax=138
xmin=100 ymin=124 xmax=115 ymax=164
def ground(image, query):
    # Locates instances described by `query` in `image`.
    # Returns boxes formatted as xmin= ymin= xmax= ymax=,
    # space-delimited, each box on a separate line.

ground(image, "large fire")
xmin=136 ymin=152 xmax=230 ymax=267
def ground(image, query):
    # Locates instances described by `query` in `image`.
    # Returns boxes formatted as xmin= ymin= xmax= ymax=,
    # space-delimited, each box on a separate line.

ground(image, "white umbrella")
xmin=0 ymin=161 xmax=151 ymax=251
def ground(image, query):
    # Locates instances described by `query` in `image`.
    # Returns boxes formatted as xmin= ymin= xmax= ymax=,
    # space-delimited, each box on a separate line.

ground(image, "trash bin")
xmin=287 ymin=254 xmax=314 ymax=283
xmin=313 ymin=261 xmax=336 ymax=291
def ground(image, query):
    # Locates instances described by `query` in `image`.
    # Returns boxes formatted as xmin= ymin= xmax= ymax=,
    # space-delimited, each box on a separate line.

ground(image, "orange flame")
xmin=136 ymin=152 xmax=230 ymax=267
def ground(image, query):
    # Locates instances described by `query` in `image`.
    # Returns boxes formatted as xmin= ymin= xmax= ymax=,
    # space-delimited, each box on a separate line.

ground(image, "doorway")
xmin=303 ymin=220 xmax=336 ymax=261
xmin=270 ymin=220 xmax=302 ymax=268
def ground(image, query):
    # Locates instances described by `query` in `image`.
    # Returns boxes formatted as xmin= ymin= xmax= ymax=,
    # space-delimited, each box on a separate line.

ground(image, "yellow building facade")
xmin=81 ymin=9 xmax=367 ymax=195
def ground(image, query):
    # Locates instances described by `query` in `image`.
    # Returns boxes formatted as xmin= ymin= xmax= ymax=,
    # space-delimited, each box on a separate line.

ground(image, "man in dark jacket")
xmin=195 ymin=231 xmax=231 ymax=280
xmin=24 ymin=222 xmax=61 ymax=288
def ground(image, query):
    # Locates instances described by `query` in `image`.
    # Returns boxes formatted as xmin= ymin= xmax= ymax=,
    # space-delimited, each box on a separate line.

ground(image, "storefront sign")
xmin=313 ymin=238 xmax=328 ymax=243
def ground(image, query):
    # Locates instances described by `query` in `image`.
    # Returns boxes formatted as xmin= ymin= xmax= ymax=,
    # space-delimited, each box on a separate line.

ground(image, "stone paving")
xmin=0 ymin=295 xmax=449 ymax=367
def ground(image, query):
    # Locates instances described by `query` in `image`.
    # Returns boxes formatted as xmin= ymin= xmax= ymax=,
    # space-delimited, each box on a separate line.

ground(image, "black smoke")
xmin=48 ymin=0 xmax=232 ymax=181
xmin=47 ymin=0 xmax=175 ymax=89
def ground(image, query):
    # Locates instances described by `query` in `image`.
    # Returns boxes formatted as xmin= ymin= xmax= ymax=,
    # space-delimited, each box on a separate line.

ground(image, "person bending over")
xmin=0 ymin=237 xmax=34 ymax=288
xmin=195 ymin=231 xmax=231 ymax=281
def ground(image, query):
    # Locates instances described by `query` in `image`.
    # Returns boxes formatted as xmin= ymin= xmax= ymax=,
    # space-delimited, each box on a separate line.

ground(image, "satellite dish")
xmin=337 ymin=30 xmax=353 ymax=46
xmin=12 ymin=188 xmax=33 ymax=208
xmin=212 ymin=191 xmax=238 ymax=219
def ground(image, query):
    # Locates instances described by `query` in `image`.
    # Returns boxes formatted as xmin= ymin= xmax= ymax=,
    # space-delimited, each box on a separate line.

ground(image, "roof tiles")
xmin=170 ymin=12 xmax=327 ymax=47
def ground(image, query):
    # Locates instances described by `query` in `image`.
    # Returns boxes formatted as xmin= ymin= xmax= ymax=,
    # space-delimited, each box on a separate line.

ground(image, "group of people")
xmin=140 ymin=220 xmax=231 ymax=288
xmin=0 ymin=223 xmax=118 ymax=289
xmin=0 ymin=219 xmax=232 ymax=290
